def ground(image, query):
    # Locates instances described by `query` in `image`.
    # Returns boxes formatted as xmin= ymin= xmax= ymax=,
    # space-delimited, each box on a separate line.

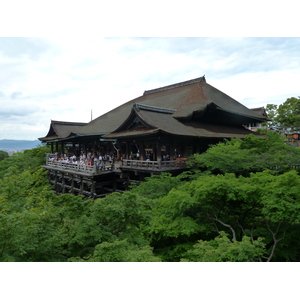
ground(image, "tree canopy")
xmin=1 ymin=135 xmax=300 ymax=262
xmin=266 ymin=97 xmax=300 ymax=131
xmin=188 ymin=131 xmax=300 ymax=176
xmin=0 ymin=151 xmax=9 ymax=162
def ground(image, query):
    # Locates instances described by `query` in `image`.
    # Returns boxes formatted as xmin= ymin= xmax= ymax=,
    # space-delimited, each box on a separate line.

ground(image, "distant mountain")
xmin=0 ymin=139 xmax=41 ymax=150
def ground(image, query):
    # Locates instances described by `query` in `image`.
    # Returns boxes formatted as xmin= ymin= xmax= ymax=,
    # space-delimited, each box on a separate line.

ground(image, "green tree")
xmin=0 ymin=145 xmax=50 ymax=178
xmin=2 ymin=141 xmax=300 ymax=262
xmin=0 ymin=151 xmax=9 ymax=161
xmin=130 ymin=172 xmax=181 ymax=199
xmin=0 ymin=167 xmax=65 ymax=261
xmin=182 ymin=231 xmax=266 ymax=262
xmin=276 ymin=97 xmax=300 ymax=131
xmin=57 ymin=191 xmax=157 ymax=261
xmin=0 ymin=146 xmax=160 ymax=261
xmin=266 ymin=97 xmax=300 ymax=132
xmin=188 ymin=132 xmax=300 ymax=176
xmin=69 ymin=239 xmax=161 ymax=262
xmin=265 ymin=103 xmax=279 ymax=129
xmin=141 ymin=170 xmax=300 ymax=262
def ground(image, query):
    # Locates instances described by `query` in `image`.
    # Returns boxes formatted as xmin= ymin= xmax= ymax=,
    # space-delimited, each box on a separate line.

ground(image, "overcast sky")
xmin=0 ymin=37 xmax=299 ymax=140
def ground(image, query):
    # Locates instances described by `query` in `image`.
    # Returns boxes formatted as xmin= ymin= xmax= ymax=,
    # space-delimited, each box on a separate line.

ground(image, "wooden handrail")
xmin=45 ymin=159 xmax=113 ymax=174
xmin=45 ymin=154 xmax=188 ymax=174
xmin=121 ymin=158 xmax=188 ymax=170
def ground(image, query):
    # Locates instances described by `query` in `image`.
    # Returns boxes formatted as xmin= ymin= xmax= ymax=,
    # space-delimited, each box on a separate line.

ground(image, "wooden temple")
xmin=39 ymin=76 xmax=269 ymax=197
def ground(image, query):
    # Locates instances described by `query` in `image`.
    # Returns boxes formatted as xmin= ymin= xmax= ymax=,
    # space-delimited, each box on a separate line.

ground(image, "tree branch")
xmin=210 ymin=214 xmax=236 ymax=241
xmin=266 ymin=221 xmax=286 ymax=262
xmin=237 ymin=220 xmax=247 ymax=237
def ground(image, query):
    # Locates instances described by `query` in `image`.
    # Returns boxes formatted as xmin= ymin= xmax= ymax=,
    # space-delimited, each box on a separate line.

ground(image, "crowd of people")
xmin=48 ymin=151 xmax=116 ymax=168
xmin=48 ymin=150 xmax=180 ymax=166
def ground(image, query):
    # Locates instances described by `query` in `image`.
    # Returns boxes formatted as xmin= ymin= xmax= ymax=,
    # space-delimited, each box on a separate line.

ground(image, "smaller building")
xmin=244 ymin=107 xmax=269 ymax=132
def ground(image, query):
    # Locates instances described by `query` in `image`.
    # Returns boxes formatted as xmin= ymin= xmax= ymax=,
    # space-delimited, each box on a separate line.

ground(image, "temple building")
xmin=39 ymin=76 xmax=269 ymax=197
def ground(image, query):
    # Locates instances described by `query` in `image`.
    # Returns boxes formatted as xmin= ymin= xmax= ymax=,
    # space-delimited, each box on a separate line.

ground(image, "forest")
xmin=0 ymin=130 xmax=300 ymax=262
xmin=1 ymin=97 xmax=300 ymax=262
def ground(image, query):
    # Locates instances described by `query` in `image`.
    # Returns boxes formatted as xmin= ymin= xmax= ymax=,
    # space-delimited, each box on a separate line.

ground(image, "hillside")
xmin=1 ymin=133 xmax=300 ymax=263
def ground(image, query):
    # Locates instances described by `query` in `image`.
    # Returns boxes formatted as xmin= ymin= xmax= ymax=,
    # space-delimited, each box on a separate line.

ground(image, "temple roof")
xmin=78 ymin=76 xmax=266 ymax=134
xmin=39 ymin=76 xmax=269 ymax=142
xmin=104 ymin=103 xmax=255 ymax=139
xmin=38 ymin=120 xmax=88 ymax=142
xmin=250 ymin=107 xmax=270 ymax=120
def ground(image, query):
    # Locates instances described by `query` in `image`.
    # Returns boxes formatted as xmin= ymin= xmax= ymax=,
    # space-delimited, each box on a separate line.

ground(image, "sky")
xmin=0 ymin=0 xmax=299 ymax=141
xmin=0 ymin=37 xmax=299 ymax=141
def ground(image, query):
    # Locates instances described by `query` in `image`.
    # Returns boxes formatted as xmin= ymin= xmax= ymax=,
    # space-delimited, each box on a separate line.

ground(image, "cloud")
xmin=0 ymin=97 xmax=41 ymax=117
xmin=10 ymin=91 xmax=24 ymax=99
xmin=0 ymin=37 xmax=300 ymax=140
xmin=0 ymin=37 xmax=50 ymax=60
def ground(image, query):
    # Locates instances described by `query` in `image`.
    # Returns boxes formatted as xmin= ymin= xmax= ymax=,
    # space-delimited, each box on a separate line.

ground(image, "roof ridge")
xmin=51 ymin=120 xmax=88 ymax=126
xmin=133 ymin=103 xmax=176 ymax=114
xmin=143 ymin=75 xmax=206 ymax=95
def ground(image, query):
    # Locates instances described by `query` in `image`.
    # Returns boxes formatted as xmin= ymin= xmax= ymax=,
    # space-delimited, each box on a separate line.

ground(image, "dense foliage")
xmin=1 ymin=132 xmax=300 ymax=262
xmin=188 ymin=132 xmax=300 ymax=176
xmin=0 ymin=151 xmax=9 ymax=161
xmin=266 ymin=97 xmax=300 ymax=131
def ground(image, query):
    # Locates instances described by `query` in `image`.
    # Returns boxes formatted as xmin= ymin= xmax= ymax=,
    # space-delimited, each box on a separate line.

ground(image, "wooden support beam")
xmin=156 ymin=139 xmax=162 ymax=161
xmin=90 ymin=180 xmax=96 ymax=197
xmin=113 ymin=180 xmax=117 ymax=192
xmin=80 ymin=176 xmax=84 ymax=194
xmin=62 ymin=173 xmax=66 ymax=193
xmin=71 ymin=174 xmax=74 ymax=192
xmin=54 ymin=171 xmax=58 ymax=193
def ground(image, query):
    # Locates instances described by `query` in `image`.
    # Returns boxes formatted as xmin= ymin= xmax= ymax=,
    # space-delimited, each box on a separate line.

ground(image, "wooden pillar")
xmin=90 ymin=181 xmax=96 ymax=197
xmin=61 ymin=142 xmax=65 ymax=155
xmin=125 ymin=143 xmax=129 ymax=159
xmin=140 ymin=142 xmax=145 ymax=160
xmin=116 ymin=142 xmax=121 ymax=160
xmin=55 ymin=142 xmax=58 ymax=153
xmin=71 ymin=175 xmax=74 ymax=192
xmin=93 ymin=164 xmax=98 ymax=174
xmin=170 ymin=141 xmax=175 ymax=160
xmin=183 ymin=145 xmax=190 ymax=157
xmin=182 ymin=146 xmax=186 ymax=158
xmin=62 ymin=173 xmax=66 ymax=193
xmin=54 ymin=171 xmax=58 ymax=193
xmin=196 ymin=141 xmax=200 ymax=154
xmin=106 ymin=142 xmax=109 ymax=156
xmin=139 ymin=173 xmax=145 ymax=182
xmin=156 ymin=139 xmax=162 ymax=161
xmin=93 ymin=140 xmax=98 ymax=156
xmin=125 ymin=175 xmax=129 ymax=190
xmin=80 ymin=176 xmax=84 ymax=194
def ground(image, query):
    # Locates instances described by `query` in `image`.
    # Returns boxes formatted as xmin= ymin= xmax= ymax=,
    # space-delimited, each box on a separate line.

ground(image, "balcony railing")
xmin=121 ymin=158 xmax=188 ymax=170
xmin=45 ymin=154 xmax=188 ymax=175
xmin=45 ymin=159 xmax=114 ymax=175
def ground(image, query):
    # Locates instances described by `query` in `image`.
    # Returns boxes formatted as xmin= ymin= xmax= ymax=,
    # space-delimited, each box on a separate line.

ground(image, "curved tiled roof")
xmin=104 ymin=105 xmax=255 ymax=139
xmin=76 ymin=76 xmax=266 ymax=135
xmin=39 ymin=76 xmax=269 ymax=141
xmin=38 ymin=120 xmax=88 ymax=141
